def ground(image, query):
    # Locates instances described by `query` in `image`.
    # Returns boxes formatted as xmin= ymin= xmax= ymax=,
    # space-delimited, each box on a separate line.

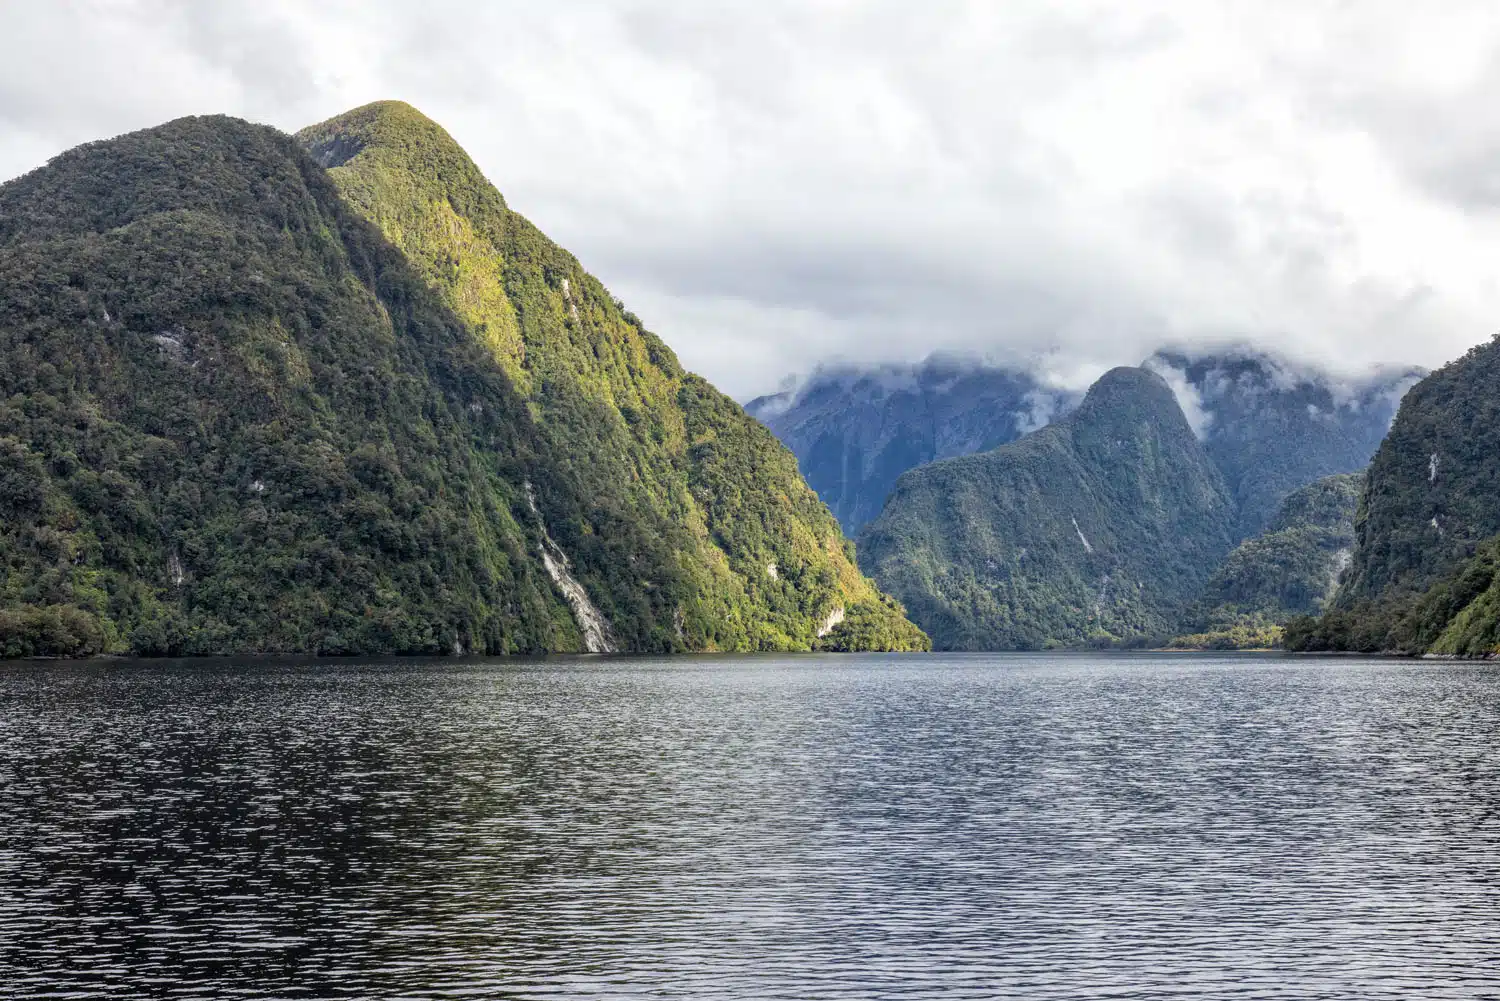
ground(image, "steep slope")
xmin=745 ymin=357 xmax=1073 ymax=534
xmin=1146 ymin=350 xmax=1418 ymax=538
xmin=1339 ymin=336 xmax=1500 ymax=603
xmin=296 ymin=101 xmax=927 ymax=654
xmin=1287 ymin=336 xmax=1500 ymax=654
xmin=1170 ymin=473 xmax=1360 ymax=649
xmin=0 ymin=115 xmax=582 ymax=656
xmin=0 ymin=108 xmax=925 ymax=656
xmin=858 ymin=367 xmax=1236 ymax=650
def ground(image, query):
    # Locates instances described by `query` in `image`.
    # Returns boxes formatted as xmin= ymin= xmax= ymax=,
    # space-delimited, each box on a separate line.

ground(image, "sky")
xmin=3 ymin=1 xmax=1500 ymax=399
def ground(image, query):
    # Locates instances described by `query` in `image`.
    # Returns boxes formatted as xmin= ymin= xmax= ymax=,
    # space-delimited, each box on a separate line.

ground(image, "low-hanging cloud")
xmin=1142 ymin=357 xmax=1212 ymax=439
xmin=2 ymin=1 xmax=1496 ymax=399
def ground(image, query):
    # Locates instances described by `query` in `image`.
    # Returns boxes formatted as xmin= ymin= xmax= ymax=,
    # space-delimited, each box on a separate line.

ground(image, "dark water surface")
xmin=2 ymin=654 xmax=1499 ymax=999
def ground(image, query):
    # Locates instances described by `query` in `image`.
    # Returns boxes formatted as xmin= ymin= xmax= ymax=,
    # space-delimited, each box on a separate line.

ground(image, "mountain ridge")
xmin=0 ymin=104 xmax=927 ymax=656
xmin=752 ymin=348 xmax=1417 ymax=544
xmin=746 ymin=356 xmax=1074 ymax=534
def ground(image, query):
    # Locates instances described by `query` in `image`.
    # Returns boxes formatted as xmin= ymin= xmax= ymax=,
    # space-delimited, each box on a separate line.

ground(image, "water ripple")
xmin=1 ymin=654 xmax=1499 ymax=998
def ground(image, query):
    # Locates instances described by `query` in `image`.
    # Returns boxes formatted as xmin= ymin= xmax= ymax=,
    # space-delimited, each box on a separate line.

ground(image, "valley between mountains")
xmin=753 ymin=350 xmax=1422 ymax=651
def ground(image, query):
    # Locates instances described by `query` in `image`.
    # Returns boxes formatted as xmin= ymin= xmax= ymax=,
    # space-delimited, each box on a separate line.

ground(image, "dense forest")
xmin=859 ymin=367 xmax=1237 ymax=650
xmin=1288 ymin=336 xmax=1500 ymax=655
xmin=0 ymin=105 xmax=927 ymax=657
xmin=1169 ymin=473 xmax=1360 ymax=649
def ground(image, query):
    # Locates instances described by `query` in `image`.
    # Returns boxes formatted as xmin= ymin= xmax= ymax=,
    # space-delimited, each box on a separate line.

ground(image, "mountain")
xmin=753 ymin=348 xmax=1415 ymax=544
xmin=858 ymin=367 xmax=1236 ymax=650
xmin=0 ymin=104 xmax=926 ymax=657
xmin=1169 ymin=472 xmax=1360 ymax=649
xmin=745 ymin=357 xmax=1073 ymax=534
xmin=1287 ymin=336 xmax=1500 ymax=655
xmin=1145 ymin=351 xmax=1419 ymax=539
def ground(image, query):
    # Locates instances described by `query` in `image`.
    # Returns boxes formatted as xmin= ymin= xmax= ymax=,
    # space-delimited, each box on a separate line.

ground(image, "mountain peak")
xmin=292 ymin=102 xmax=925 ymax=653
xmin=859 ymin=362 xmax=1235 ymax=650
xmin=0 ymin=104 xmax=927 ymax=656
xmin=295 ymin=102 xmax=498 ymax=203
xmin=1071 ymin=365 xmax=1196 ymax=444
xmin=1083 ymin=365 xmax=1174 ymax=404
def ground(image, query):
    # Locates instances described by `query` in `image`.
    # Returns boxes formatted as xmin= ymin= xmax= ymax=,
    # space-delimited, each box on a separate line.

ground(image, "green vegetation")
xmin=1424 ymin=539 xmax=1500 ymax=655
xmin=0 ymin=115 xmax=585 ymax=655
xmin=0 ymin=105 xmax=926 ymax=656
xmin=1168 ymin=621 xmax=1283 ymax=651
xmin=297 ymin=101 xmax=925 ymax=654
xmin=859 ymin=367 xmax=1236 ymax=650
xmin=0 ymin=604 xmax=110 ymax=658
xmin=1169 ymin=473 xmax=1360 ymax=649
xmin=1287 ymin=336 xmax=1500 ymax=655
xmin=1285 ymin=537 xmax=1500 ymax=655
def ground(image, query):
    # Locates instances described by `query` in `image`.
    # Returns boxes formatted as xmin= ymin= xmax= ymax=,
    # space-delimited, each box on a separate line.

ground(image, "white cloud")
xmin=2 ymin=1 xmax=1497 ymax=399
xmin=1142 ymin=357 xmax=1212 ymax=438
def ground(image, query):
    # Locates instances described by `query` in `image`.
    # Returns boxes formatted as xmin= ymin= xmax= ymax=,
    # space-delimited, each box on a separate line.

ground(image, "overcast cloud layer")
xmin=3 ymin=0 xmax=1499 ymax=398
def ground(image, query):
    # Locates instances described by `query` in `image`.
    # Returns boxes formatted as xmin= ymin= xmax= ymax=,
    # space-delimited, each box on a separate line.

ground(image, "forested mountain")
xmin=754 ymin=348 xmax=1414 ymax=543
xmin=1170 ymin=473 xmax=1360 ymax=649
xmin=749 ymin=346 xmax=1411 ymax=651
xmin=1288 ymin=336 xmax=1500 ymax=655
xmin=745 ymin=358 xmax=1073 ymax=534
xmin=0 ymin=104 xmax=926 ymax=657
xmin=858 ymin=367 xmax=1236 ymax=650
xmin=1145 ymin=351 xmax=1418 ymax=538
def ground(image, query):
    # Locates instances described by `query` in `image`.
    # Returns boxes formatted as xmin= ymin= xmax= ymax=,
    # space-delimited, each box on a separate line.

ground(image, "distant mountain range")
xmin=753 ymin=350 xmax=1419 ymax=650
xmin=1144 ymin=352 xmax=1420 ymax=539
xmin=746 ymin=358 xmax=1073 ymax=535
xmin=752 ymin=350 xmax=1418 ymax=540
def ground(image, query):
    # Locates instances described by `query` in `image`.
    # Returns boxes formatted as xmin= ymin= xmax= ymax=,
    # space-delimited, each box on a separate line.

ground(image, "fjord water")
xmin=2 ymin=655 xmax=1498 ymax=999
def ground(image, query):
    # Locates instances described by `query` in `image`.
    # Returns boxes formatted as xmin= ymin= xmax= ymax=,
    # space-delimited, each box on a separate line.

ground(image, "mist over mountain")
xmin=746 ymin=356 xmax=1076 ymax=534
xmin=755 ymin=347 xmax=1419 ymax=540
xmin=1145 ymin=350 xmax=1422 ymax=538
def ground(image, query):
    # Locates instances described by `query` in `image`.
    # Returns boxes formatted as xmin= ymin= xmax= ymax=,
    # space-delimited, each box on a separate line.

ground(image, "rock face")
xmin=0 ymin=104 xmax=928 ymax=657
xmin=524 ymin=481 xmax=615 ymax=653
xmin=746 ymin=357 xmax=1074 ymax=535
xmin=1287 ymin=336 xmax=1500 ymax=654
xmin=859 ymin=367 xmax=1236 ymax=650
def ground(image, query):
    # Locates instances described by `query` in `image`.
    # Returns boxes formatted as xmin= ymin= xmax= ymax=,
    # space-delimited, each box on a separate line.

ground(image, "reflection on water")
xmin=1 ymin=654 xmax=1499 ymax=998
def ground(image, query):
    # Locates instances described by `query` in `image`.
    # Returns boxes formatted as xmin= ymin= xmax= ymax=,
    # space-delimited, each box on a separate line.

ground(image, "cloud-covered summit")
xmin=1 ymin=2 xmax=1490 ymax=397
